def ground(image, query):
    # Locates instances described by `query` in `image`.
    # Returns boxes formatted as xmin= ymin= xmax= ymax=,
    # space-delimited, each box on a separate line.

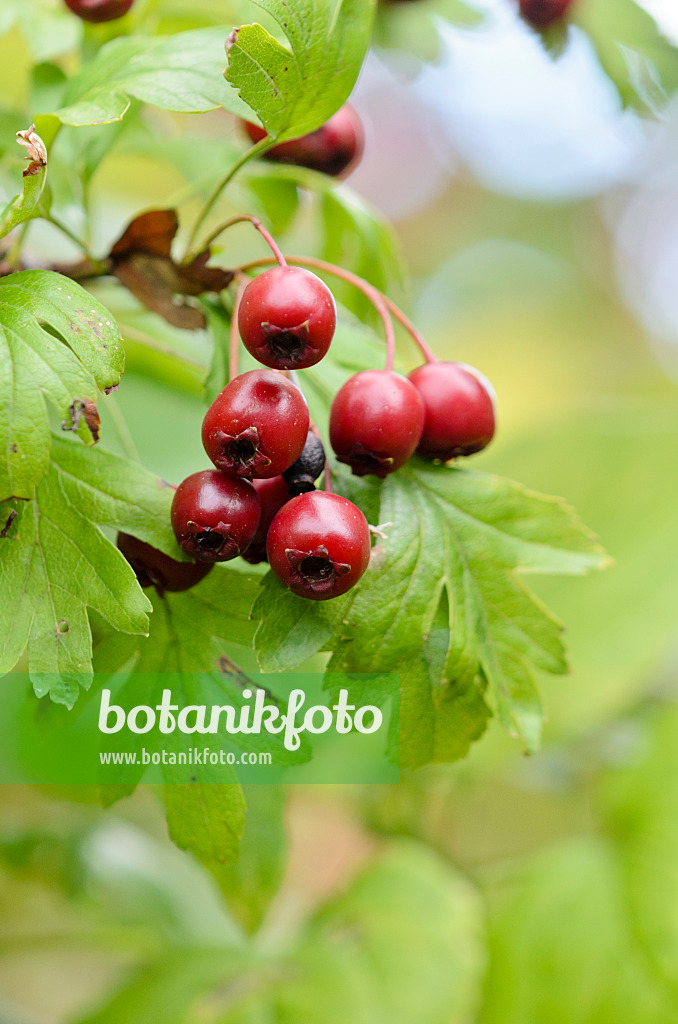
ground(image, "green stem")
xmin=46 ymin=214 xmax=93 ymax=259
xmin=184 ymin=139 xmax=272 ymax=258
xmin=5 ymin=221 xmax=31 ymax=267
xmin=104 ymin=392 xmax=140 ymax=463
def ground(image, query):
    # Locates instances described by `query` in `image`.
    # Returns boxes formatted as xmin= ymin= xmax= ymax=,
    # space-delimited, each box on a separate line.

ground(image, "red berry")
xmin=202 ymin=369 xmax=309 ymax=479
xmin=64 ymin=0 xmax=135 ymax=22
xmin=518 ymin=0 xmax=573 ymax=28
xmin=329 ymin=370 xmax=425 ymax=478
xmin=241 ymin=475 xmax=291 ymax=565
xmin=241 ymin=105 xmax=364 ymax=178
xmin=238 ymin=267 xmax=336 ymax=370
xmin=408 ymin=361 xmax=496 ymax=460
xmin=267 ymin=491 xmax=371 ymax=601
xmin=117 ymin=533 xmax=212 ymax=594
xmin=171 ymin=470 xmax=260 ymax=563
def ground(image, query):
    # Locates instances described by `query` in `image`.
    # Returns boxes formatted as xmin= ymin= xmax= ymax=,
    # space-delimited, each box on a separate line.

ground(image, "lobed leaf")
xmin=0 ymin=270 xmax=124 ymax=501
xmin=225 ymin=0 xmax=375 ymax=141
xmin=0 ymin=436 xmax=182 ymax=702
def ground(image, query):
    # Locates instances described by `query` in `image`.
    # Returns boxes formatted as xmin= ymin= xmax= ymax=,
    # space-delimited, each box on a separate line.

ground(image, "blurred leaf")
xmin=601 ymin=704 xmax=678 ymax=988
xmin=53 ymin=29 xmax=255 ymax=127
xmin=217 ymin=785 xmax=287 ymax=931
xmin=574 ymin=0 xmax=678 ymax=111
xmin=164 ymin=777 xmax=246 ymax=866
xmin=0 ymin=270 xmax=123 ymax=501
xmin=0 ymin=0 xmax=81 ymax=61
xmin=479 ymin=837 xmax=678 ymax=1023
xmin=375 ymin=0 xmax=483 ymax=63
xmin=225 ymin=0 xmax=375 ymax=140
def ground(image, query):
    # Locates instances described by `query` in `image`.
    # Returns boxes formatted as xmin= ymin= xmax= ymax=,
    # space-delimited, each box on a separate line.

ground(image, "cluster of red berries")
xmin=119 ymin=262 xmax=496 ymax=602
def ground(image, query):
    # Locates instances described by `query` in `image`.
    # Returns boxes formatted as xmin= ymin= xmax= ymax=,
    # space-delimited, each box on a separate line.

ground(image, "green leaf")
xmin=163 ymin=775 xmax=246 ymax=867
xmin=93 ymin=568 xmax=260 ymax=675
xmin=0 ymin=270 xmax=124 ymax=501
xmin=218 ymin=785 xmax=287 ymax=932
xmin=225 ymin=0 xmax=375 ymax=141
xmin=53 ymin=29 xmax=255 ymax=127
xmin=331 ymin=461 xmax=607 ymax=757
xmin=480 ymin=837 xmax=678 ymax=1024
xmin=574 ymin=0 xmax=678 ymax=111
xmin=240 ymin=843 xmax=484 ymax=1023
xmin=0 ymin=126 xmax=47 ymax=240
xmin=0 ymin=0 xmax=81 ymax=62
xmin=0 ymin=436 xmax=187 ymax=702
xmin=253 ymin=571 xmax=348 ymax=672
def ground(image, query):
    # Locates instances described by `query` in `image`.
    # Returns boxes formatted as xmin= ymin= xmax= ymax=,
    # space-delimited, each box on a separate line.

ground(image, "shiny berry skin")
xmin=171 ymin=470 xmax=260 ymax=563
xmin=283 ymin=431 xmax=326 ymax=495
xmin=117 ymin=533 xmax=212 ymax=594
xmin=241 ymin=105 xmax=364 ymax=178
xmin=519 ymin=0 xmax=573 ymax=28
xmin=202 ymin=369 xmax=309 ymax=479
xmin=267 ymin=491 xmax=371 ymax=601
xmin=240 ymin=476 xmax=291 ymax=565
xmin=329 ymin=370 xmax=425 ymax=478
xmin=408 ymin=361 xmax=496 ymax=460
xmin=238 ymin=267 xmax=336 ymax=370
xmin=64 ymin=0 xmax=135 ymax=22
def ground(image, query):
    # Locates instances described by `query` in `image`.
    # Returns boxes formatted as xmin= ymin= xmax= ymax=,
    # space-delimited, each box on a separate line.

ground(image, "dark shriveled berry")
xmin=519 ymin=0 xmax=573 ymax=28
xmin=64 ymin=0 xmax=135 ymax=22
xmin=329 ymin=370 xmax=425 ymax=478
xmin=240 ymin=475 xmax=291 ymax=565
xmin=408 ymin=361 xmax=496 ymax=460
xmin=282 ymin=432 xmax=326 ymax=496
xmin=171 ymin=470 xmax=260 ymax=563
xmin=238 ymin=267 xmax=336 ymax=370
xmin=202 ymin=369 xmax=309 ymax=479
xmin=267 ymin=491 xmax=371 ymax=601
xmin=241 ymin=105 xmax=364 ymax=178
xmin=117 ymin=533 xmax=212 ymax=594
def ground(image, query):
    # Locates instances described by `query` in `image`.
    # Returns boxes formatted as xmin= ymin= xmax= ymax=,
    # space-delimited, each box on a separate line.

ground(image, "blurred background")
xmin=1 ymin=0 xmax=678 ymax=1020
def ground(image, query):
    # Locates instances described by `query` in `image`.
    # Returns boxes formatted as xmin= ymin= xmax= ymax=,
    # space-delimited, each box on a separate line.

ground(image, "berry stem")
xmin=230 ymin=277 xmax=248 ymax=381
xmin=237 ymin=255 xmax=397 ymax=371
xmin=184 ymin=138 xmax=272 ymax=258
xmin=201 ymin=214 xmax=287 ymax=268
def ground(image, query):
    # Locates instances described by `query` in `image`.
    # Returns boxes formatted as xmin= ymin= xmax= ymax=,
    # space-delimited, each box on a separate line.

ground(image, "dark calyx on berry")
xmin=329 ymin=370 xmax=425 ymax=478
xmin=408 ymin=361 xmax=496 ymax=460
xmin=202 ymin=369 xmax=309 ymax=479
xmin=116 ymin=533 xmax=212 ymax=595
xmin=240 ymin=475 xmax=291 ymax=565
xmin=282 ymin=432 xmax=326 ymax=495
xmin=267 ymin=491 xmax=371 ymax=601
xmin=171 ymin=470 xmax=260 ymax=563
xmin=238 ymin=266 xmax=336 ymax=371
xmin=241 ymin=105 xmax=364 ymax=178
xmin=64 ymin=0 xmax=135 ymax=22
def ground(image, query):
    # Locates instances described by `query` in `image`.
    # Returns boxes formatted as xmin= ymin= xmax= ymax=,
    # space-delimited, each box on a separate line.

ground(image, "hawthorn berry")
xmin=329 ymin=370 xmax=425 ymax=478
xmin=267 ymin=491 xmax=371 ymax=601
xmin=63 ymin=0 xmax=135 ymax=22
xmin=283 ymin=431 xmax=326 ymax=495
xmin=241 ymin=105 xmax=364 ymax=178
xmin=202 ymin=369 xmax=309 ymax=479
xmin=518 ymin=0 xmax=573 ymax=28
xmin=238 ymin=267 xmax=336 ymax=370
xmin=408 ymin=361 xmax=496 ymax=460
xmin=116 ymin=533 xmax=212 ymax=594
xmin=240 ymin=475 xmax=291 ymax=565
xmin=171 ymin=470 xmax=260 ymax=563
